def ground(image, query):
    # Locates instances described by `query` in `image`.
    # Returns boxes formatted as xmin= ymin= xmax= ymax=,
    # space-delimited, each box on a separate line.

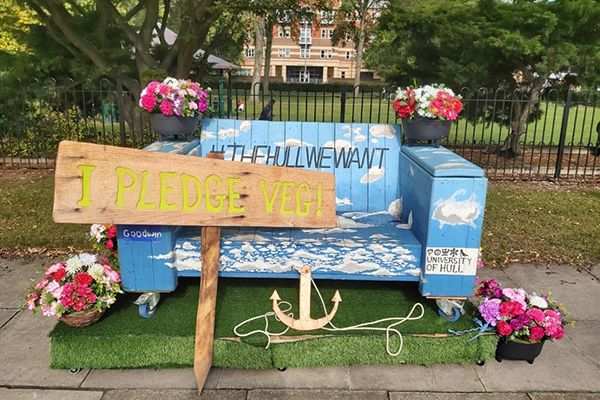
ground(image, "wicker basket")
xmin=59 ymin=309 xmax=105 ymax=328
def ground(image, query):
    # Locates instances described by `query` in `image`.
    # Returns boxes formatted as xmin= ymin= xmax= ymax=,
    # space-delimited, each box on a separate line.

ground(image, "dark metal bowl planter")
xmin=495 ymin=338 xmax=545 ymax=364
xmin=150 ymin=113 xmax=199 ymax=141
xmin=402 ymin=117 xmax=452 ymax=147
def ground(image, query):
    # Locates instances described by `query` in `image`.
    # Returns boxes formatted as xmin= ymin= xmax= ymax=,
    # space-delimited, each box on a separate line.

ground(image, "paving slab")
xmin=217 ymin=367 xmax=350 ymax=389
xmin=101 ymin=389 xmax=246 ymax=400
xmin=81 ymin=367 xmax=219 ymax=390
xmin=565 ymin=320 xmax=600 ymax=367
xmin=247 ymin=389 xmax=388 ymax=400
xmin=0 ymin=388 xmax=103 ymax=400
xmin=475 ymin=336 xmax=600 ymax=392
xmin=529 ymin=393 xmax=600 ymax=400
xmin=0 ymin=308 xmax=18 ymax=329
xmin=504 ymin=264 xmax=600 ymax=321
xmin=0 ymin=257 xmax=44 ymax=309
xmin=347 ymin=364 xmax=485 ymax=392
xmin=0 ymin=311 xmax=88 ymax=387
xmin=389 ymin=393 xmax=529 ymax=400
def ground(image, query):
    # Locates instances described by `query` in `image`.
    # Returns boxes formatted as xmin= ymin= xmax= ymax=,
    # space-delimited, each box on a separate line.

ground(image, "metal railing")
xmin=1 ymin=77 xmax=598 ymax=180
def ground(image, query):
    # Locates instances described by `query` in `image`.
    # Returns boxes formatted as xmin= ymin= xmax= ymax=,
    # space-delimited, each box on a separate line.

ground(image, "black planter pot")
xmin=401 ymin=116 xmax=452 ymax=147
xmin=150 ymin=113 xmax=199 ymax=141
xmin=495 ymin=338 xmax=545 ymax=364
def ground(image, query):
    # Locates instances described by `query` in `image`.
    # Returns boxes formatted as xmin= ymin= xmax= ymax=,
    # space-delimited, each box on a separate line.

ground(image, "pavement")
xmin=0 ymin=257 xmax=599 ymax=400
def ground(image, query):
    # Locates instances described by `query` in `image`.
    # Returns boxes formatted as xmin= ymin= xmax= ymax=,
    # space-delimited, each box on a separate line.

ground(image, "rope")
xmin=233 ymin=276 xmax=425 ymax=356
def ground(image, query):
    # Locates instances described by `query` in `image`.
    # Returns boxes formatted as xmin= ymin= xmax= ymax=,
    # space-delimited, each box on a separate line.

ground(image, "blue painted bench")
xmin=117 ymin=119 xmax=487 ymax=319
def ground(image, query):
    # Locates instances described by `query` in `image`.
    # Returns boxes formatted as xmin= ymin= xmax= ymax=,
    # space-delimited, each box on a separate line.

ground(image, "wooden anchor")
xmin=270 ymin=266 xmax=342 ymax=331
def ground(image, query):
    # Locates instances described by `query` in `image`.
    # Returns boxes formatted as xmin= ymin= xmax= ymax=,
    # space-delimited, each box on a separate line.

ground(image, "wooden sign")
xmin=53 ymin=141 xmax=336 ymax=228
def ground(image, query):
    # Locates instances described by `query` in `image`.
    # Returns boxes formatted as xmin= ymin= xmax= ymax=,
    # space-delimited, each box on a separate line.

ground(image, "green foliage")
xmin=368 ymin=0 xmax=600 ymax=88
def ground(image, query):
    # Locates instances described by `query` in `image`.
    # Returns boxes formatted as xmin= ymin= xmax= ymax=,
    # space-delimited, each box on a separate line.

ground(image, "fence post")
xmin=340 ymin=91 xmax=346 ymax=123
xmin=115 ymin=69 xmax=127 ymax=147
xmin=554 ymin=87 xmax=572 ymax=180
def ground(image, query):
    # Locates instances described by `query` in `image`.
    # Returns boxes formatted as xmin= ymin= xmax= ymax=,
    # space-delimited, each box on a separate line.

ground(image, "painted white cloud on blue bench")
xmin=432 ymin=189 xmax=482 ymax=228
xmin=369 ymin=125 xmax=396 ymax=138
xmin=360 ymin=167 xmax=384 ymax=184
xmin=239 ymin=120 xmax=252 ymax=132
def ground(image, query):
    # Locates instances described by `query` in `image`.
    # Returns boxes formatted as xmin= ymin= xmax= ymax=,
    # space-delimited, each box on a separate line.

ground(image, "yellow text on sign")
xmin=77 ymin=165 xmax=324 ymax=217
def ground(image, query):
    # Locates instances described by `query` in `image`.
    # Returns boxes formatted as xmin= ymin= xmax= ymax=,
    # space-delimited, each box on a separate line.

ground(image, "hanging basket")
xmin=402 ymin=116 xmax=452 ymax=147
xmin=150 ymin=113 xmax=199 ymax=141
xmin=495 ymin=338 xmax=545 ymax=364
xmin=59 ymin=309 xmax=105 ymax=328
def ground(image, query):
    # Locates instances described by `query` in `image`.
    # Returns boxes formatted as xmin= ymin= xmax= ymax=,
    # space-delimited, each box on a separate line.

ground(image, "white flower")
xmin=78 ymin=253 xmax=97 ymax=266
xmin=88 ymin=263 xmax=105 ymax=281
xmin=65 ymin=256 xmax=82 ymax=275
xmin=529 ymin=294 xmax=548 ymax=309
xmin=90 ymin=224 xmax=106 ymax=242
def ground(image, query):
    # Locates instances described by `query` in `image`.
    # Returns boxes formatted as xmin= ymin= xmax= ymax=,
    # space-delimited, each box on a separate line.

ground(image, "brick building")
xmin=238 ymin=10 xmax=380 ymax=84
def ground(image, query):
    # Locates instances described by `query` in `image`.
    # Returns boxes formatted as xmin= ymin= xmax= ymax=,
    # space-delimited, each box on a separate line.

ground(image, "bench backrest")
xmin=195 ymin=119 xmax=402 ymax=213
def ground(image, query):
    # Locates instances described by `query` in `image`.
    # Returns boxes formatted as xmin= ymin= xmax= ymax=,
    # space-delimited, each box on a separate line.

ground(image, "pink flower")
xmin=530 ymin=326 xmax=545 ymax=341
xmin=526 ymin=308 xmax=545 ymax=324
xmin=159 ymin=84 xmax=170 ymax=96
xmin=160 ymin=100 xmax=175 ymax=115
xmin=140 ymin=94 xmax=157 ymax=112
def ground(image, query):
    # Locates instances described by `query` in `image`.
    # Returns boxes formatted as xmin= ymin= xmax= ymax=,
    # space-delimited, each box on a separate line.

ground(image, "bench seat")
xmin=171 ymin=211 xmax=421 ymax=281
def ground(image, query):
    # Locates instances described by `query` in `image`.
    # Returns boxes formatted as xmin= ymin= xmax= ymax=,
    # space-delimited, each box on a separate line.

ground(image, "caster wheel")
xmin=495 ymin=356 xmax=503 ymax=363
xmin=277 ymin=367 xmax=287 ymax=372
xmin=437 ymin=307 xmax=461 ymax=322
xmin=475 ymin=360 xmax=485 ymax=366
xmin=68 ymin=368 xmax=82 ymax=374
xmin=139 ymin=302 xmax=157 ymax=318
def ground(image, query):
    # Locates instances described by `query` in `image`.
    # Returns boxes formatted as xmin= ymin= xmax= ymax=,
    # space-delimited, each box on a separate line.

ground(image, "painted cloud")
xmin=360 ymin=167 xmax=385 ymax=184
xmin=432 ymin=189 xmax=481 ymax=228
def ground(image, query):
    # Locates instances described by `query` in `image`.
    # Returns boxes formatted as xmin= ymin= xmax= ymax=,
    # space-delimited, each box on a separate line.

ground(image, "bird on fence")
xmin=259 ymin=99 xmax=275 ymax=121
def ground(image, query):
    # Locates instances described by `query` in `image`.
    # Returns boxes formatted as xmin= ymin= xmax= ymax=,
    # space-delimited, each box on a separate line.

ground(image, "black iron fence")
xmin=1 ymin=78 xmax=599 ymax=180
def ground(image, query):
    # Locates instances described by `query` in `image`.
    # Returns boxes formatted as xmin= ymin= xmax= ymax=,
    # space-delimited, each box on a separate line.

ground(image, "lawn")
xmin=1 ymin=168 xmax=599 ymax=267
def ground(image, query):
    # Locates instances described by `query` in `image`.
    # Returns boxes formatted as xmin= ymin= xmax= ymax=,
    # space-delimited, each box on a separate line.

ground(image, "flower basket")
xmin=496 ymin=338 xmax=545 ymax=364
xmin=59 ymin=308 xmax=105 ymax=328
xmin=402 ymin=116 xmax=452 ymax=147
xmin=150 ymin=113 xmax=199 ymax=141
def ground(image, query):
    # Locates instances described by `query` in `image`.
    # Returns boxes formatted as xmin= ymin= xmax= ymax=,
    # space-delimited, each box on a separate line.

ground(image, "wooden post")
xmin=194 ymin=151 xmax=223 ymax=394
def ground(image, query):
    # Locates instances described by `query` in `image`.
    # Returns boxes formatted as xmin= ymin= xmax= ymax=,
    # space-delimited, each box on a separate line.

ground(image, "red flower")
xmin=107 ymin=225 xmax=117 ymax=239
xmin=530 ymin=326 xmax=545 ymax=342
xmin=499 ymin=301 xmax=524 ymax=317
xmin=53 ymin=268 xmax=66 ymax=282
xmin=497 ymin=320 xmax=513 ymax=336
xmin=74 ymin=272 xmax=93 ymax=286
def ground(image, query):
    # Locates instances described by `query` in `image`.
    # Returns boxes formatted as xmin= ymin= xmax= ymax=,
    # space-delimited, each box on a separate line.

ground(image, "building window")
xmin=320 ymin=10 xmax=334 ymax=25
xmin=320 ymin=49 xmax=333 ymax=59
xmin=277 ymin=48 xmax=290 ymax=58
xmin=321 ymin=29 xmax=327 ymax=38
xmin=341 ymin=71 xmax=346 ymax=79
xmin=245 ymin=48 xmax=255 ymax=58
xmin=300 ymin=47 xmax=310 ymax=58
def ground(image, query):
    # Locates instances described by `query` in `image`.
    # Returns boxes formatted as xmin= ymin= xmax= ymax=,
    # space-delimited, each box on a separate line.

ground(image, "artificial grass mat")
xmin=50 ymin=278 xmax=497 ymax=369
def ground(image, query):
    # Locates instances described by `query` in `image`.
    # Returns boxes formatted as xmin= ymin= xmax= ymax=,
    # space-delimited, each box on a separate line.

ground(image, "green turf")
xmin=50 ymin=278 xmax=497 ymax=369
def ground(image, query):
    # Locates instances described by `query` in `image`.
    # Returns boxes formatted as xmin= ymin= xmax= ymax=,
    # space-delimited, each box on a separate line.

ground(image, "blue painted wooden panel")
xmin=402 ymin=145 xmax=484 ymax=177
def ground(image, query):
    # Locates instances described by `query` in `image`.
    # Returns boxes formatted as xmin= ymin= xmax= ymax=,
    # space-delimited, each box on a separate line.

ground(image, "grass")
xmin=50 ymin=278 xmax=497 ymax=369
xmin=1 ymin=169 xmax=598 ymax=267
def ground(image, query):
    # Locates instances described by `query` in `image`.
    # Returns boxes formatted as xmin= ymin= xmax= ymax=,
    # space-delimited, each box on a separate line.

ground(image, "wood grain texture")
xmin=194 ymin=152 xmax=222 ymax=394
xmin=53 ymin=140 xmax=336 ymax=228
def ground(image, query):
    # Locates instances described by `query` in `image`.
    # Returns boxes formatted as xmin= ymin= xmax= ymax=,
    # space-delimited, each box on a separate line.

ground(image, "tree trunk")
xmin=353 ymin=14 xmax=366 ymax=97
xmin=498 ymin=78 xmax=545 ymax=157
xmin=262 ymin=21 xmax=274 ymax=96
xmin=251 ymin=17 xmax=265 ymax=102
